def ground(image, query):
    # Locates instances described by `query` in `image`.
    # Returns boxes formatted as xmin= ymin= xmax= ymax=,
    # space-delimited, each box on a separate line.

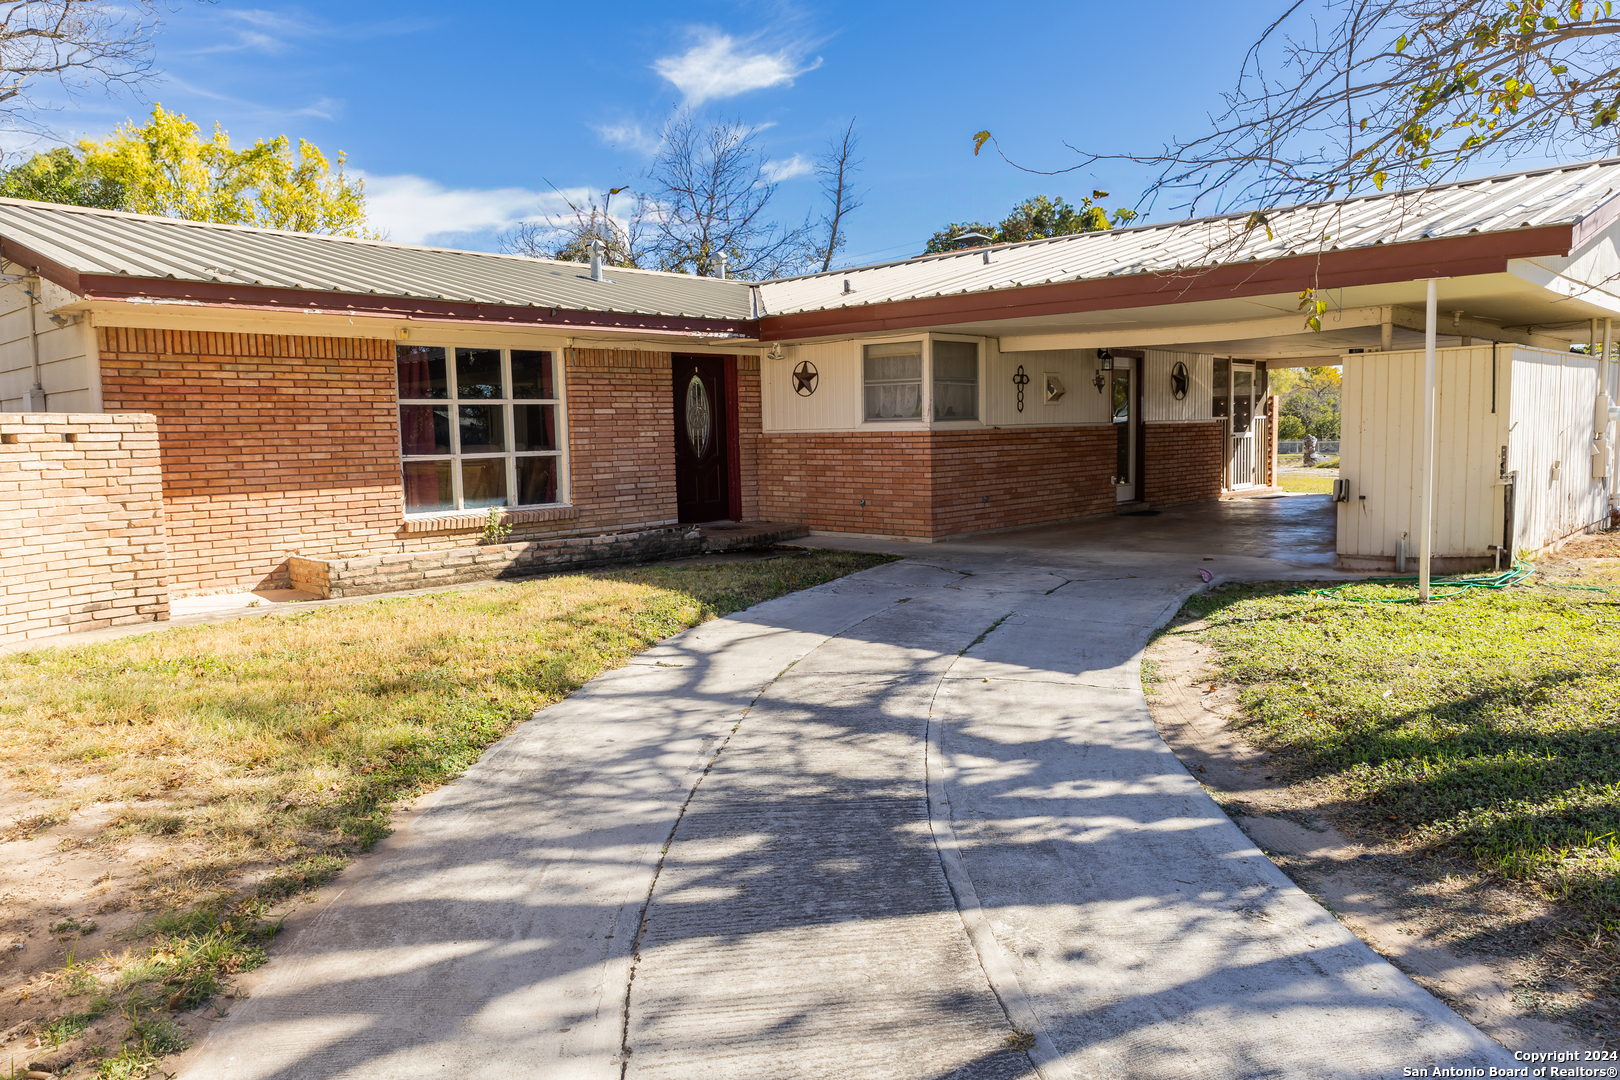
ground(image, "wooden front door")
xmin=674 ymin=356 xmax=731 ymax=522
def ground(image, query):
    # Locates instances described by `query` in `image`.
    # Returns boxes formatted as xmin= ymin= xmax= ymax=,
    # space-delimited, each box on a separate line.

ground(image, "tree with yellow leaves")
xmin=0 ymin=104 xmax=371 ymax=236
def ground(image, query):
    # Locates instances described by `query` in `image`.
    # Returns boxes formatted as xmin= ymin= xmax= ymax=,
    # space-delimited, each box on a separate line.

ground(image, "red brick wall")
xmin=563 ymin=348 xmax=679 ymax=532
xmin=0 ymin=412 xmax=170 ymax=643
xmin=756 ymin=431 xmax=934 ymax=535
xmin=99 ymin=328 xmax=402 ymax=595
xmin=755 ymin=427 xmax=1116 ymax=538
xmin=1143 ymin=422 xmax=1225 ymax=506
xmin=735 ymin=355 xmax=761 ymax=522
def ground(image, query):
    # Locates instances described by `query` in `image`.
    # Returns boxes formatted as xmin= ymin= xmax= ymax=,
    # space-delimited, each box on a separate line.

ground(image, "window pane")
xmin=511 ymin=350 xmax=555 ymax=399
xmin=456 ymin=347 xmax=503 ymax=399
xmin=1233 ymin=368 xmax=1254 ymax=428
xmin=516 ymin=456 xmax=558 ymax=505
xmin=397 ymin=346 xmax=447 ymax=399
xmin=863 ymin=343 xmax=923 ymax=421
xmin=403 ymin=460 xmax=453 ymax=513
xmin=932 ymin=340 xmax=978 ymax=420
xmin=400 ymin=405 xmax=450 ymax=455
xmin=1213 ymin=358 xmax=1230 ymax=418
xmin=864 ymin=383 xmax=923 ymax=420
xmin=461 ymin=459 xmax=508 ymax=508
xmin=513 ymin=404 xmax=558 ymax=451
xmin=458 ymin=404 xmax=505 ymax=454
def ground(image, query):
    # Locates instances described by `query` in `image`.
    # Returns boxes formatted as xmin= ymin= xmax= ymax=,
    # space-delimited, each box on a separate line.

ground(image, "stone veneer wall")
xmin=755 ymin=427 xmax=1117 ymax=538
xmin=1142 ymin=422 xmax=1226 ymax=506
xmin=99 ymin=328 xmax=403 ymax=595
xmin=0 ymin=412 xmax=170 ymax=644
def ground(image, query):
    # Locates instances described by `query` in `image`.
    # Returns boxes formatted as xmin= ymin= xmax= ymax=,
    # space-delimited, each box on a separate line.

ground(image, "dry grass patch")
xmin=0 ymin=548 xmax=892 ymax=1077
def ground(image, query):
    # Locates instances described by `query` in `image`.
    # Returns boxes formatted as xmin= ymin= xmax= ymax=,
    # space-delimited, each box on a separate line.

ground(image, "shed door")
xmin=674 ymin=356 xmax=732 ymax=523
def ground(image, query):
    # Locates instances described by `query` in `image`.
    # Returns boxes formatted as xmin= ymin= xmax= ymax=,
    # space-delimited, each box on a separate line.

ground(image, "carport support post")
xmin=1419 ymin=279 xmax=1438 ymax=602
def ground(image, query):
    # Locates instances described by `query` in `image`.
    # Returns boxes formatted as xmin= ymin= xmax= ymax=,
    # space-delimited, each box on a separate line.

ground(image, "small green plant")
xmin=1003 ymin=1027 xmax=1037 ymax=1050
xmin=53 ymin=916 xmax=98 ymax=937
xmin=481 ymin=506 xmax=512 ymax=544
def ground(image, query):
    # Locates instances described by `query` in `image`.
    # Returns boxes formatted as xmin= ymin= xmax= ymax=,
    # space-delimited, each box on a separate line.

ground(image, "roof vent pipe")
xmin=717 ymin=252 xmax=728 ymax=280
xmin=589 ymin=238 xmax=604 ymax=282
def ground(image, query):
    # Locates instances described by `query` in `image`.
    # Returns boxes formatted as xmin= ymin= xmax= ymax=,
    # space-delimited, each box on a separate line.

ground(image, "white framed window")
xmin=863 ymin=341 xmax=924 ymax=421
xmin=931 ymin=338 xmax=979 ymax=421
xmin=396 ymin=344 xmax=566 ymax=515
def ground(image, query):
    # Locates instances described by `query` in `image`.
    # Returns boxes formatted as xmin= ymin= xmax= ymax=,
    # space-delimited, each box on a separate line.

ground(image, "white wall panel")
xmin=1506 ymin=346 xmax=1608 ymax=552
xmin=1338 ymin=346 xmax=1506 ymax=559
xmin=761 ymin=340 xmax=863 ymax=431
xmin=0 ymin=276 xmax=99 ymax=412
xmin=1143 ymin=350 xmax=1213 ymax=423
xmin=984 ymin=345 xmax=1110 ymax=427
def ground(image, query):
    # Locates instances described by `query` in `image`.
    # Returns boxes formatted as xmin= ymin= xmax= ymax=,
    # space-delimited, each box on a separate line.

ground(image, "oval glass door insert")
xmin=685 ymin=375 xmax=712 ymax=457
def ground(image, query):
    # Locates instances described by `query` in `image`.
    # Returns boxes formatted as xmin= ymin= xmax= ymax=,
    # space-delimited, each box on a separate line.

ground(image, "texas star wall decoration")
xmin=1170 ymin=360 xmax=1190 ymax=401
xmin=792 ymin=360 xmax=819 ymax=396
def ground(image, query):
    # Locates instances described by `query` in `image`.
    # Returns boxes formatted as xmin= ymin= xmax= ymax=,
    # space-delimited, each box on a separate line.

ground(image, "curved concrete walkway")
xmin=177 ymin=505 xmax=1514 ymax=1079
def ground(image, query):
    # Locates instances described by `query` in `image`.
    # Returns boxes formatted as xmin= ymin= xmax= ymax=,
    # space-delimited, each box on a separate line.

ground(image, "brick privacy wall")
xmin=563 ymin=348 xmax=679 ymax=532
xmin=0 ymin=413 xmax=170 ymax=643
xmin=98 ymin=328 xmax=402 ymax=595
xmin=756 ymin=427 xmax=1115 ymax=538
xmin=1143 ymin=422 xmax=1226 ymax=506
xmin=735 ymin=355 xmax=761 ymax=521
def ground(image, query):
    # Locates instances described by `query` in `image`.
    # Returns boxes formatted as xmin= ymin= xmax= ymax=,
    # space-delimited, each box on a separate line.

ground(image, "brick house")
xmin=7 ymin=157 xmax=1620 ymax=638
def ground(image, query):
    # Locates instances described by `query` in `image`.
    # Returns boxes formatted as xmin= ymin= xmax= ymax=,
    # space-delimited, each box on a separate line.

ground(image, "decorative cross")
xmin=1013 ymin=365 xmax=1030 ymax=412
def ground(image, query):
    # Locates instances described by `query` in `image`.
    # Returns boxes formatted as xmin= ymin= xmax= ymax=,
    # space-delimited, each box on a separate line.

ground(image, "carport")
xmin=755 ymin=158 xmax=1620 ymax=587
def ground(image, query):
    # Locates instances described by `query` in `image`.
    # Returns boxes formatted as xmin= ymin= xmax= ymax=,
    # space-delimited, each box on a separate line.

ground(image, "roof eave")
xmin=68 ymin=273 xmax=757 ymax=338
xmin=758 ymin=225 xmax=1576 ymax=340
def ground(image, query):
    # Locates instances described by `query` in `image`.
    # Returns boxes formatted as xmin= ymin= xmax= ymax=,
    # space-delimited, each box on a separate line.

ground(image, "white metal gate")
xmin=1228 ymin=363 xmax=1259 ymax=489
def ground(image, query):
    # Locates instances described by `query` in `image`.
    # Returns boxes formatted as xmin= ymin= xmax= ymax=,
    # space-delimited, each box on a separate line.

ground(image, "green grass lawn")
xmin=1176 ymin=573 xmax=1620 ymax=937
xmin=0 ymin=549 xmax=893 ymax=1076
xmin=1278 ymin=473 xmax=1335 ymax=494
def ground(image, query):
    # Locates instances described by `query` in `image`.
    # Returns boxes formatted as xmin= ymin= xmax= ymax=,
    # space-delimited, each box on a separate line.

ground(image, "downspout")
xmin=22 ymin=270 xmax=44 ymax=412
xmin=1419 ymin=279 xmax=1438 ymax=602
xmin=1605 ymin=318 xmax=1615 ymax=517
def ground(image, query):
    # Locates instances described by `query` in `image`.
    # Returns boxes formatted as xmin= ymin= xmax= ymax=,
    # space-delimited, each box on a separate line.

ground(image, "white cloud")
xmin=359 ymin=174 xmax=583 ymax=246
xmin=653 ymin=30 xmax=820 ymax=106
xmin=593 ymin=120 xmax=662 ymax=156
xmin=762 ymin=154 xmax=812 ymax=183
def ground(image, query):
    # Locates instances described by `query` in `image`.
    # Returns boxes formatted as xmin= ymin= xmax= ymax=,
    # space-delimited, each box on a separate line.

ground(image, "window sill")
xmin=402 ymin=505 xmax=579 ymax=534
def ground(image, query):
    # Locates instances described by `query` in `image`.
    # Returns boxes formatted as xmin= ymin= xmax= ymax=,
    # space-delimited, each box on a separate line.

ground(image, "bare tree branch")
xmin=643 ymin=109 xmax=813 ymax=280
xmin=988 ymin=0 xmax=1620 ymax=219
xmin=813 ymin=118 xmax=862 ymax=273
xmin=0 ymin=1 xmax=175 ymax=140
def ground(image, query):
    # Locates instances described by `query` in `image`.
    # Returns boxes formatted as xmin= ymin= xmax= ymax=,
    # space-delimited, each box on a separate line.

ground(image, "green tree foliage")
xmin=0 ymin=146 xmax=123 ymax=208
xmin=1272 ymin=367 xmax=1343 ymax=439
xmin=924 ymin=192 xmax=1138 ymax=254
xmin=0 ymin=104 xmax=371 ymax=236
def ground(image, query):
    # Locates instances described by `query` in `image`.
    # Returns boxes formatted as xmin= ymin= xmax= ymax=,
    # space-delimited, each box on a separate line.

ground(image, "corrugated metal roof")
xmin=756 ymin=157 xmax=1620 ymax=316
xmin=0 ymin=199 xmax=755 ymax=320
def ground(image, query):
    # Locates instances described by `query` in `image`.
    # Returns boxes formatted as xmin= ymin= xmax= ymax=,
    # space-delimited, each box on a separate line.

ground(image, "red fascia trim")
xmin=758 ymin=226 xmax=1575 ymax=340
xmin=0 ymin=238 xmax=83 ymax=292
xmin=72 ymin=273 xmax=756 ymax=337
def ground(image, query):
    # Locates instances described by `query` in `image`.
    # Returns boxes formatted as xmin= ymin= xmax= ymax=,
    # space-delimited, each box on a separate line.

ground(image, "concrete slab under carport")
xmin=799 ymin=492 xmax=1344 ymax=578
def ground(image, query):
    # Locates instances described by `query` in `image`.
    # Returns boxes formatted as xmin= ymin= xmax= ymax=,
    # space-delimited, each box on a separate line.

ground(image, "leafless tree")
xmin=499 ymin=184 xmax=649 ymax=268
xmin=812 ymin=118 xmax=862 ymax=272
xmin=0 ymin=1 xmax=176 ymax=136
xmin=982 ymin=0 xmax=1620 ymax=218
xmin=643 ymin=110 xmax=812 ymax=280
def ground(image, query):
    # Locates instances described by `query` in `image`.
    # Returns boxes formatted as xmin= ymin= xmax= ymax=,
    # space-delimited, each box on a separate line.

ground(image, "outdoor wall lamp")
xmin=1093 ymin=349 xmax=1113 ymax=393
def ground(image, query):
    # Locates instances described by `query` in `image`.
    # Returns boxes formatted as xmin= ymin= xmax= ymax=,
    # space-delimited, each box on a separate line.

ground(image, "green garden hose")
xmin=1292 ymin=561 xmax=1535 ymax=603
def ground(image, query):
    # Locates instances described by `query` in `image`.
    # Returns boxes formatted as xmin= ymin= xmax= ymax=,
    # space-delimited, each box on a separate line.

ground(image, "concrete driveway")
xmin=177 ymin=497 xmax=1512 ymax=1079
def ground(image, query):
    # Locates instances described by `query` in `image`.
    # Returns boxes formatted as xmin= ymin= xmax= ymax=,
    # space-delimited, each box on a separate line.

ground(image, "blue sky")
xmin=15 ymin=1 xmax=1287 ymax=266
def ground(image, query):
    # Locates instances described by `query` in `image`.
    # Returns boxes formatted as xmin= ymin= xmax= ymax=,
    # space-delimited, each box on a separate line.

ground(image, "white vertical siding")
xmin=0 ymin=276 xmax=99 ymax=412
xmin=1142 ymin=350 xmax=1213 ymax=423
xmin=1338 ymin=346 xmax=1506 ymax=559
xmin=1506 ymin=346 xmax=1608 ymax=552
xmin=983 ymin=345 xmax=1110 ymax=427
xmin=761 ymin=339 xmax=864 ymax=431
